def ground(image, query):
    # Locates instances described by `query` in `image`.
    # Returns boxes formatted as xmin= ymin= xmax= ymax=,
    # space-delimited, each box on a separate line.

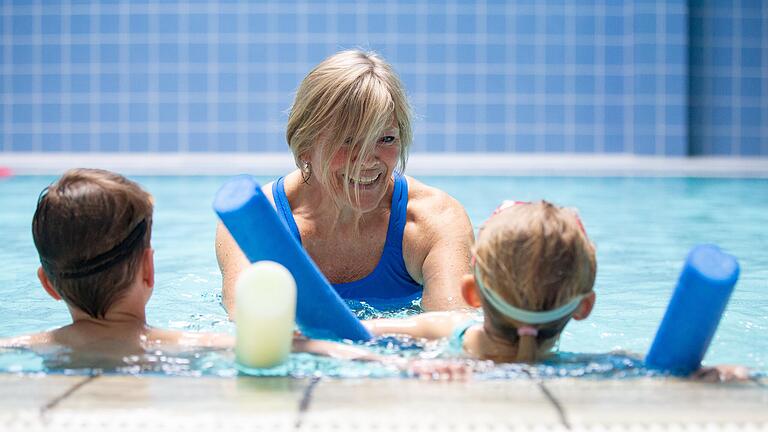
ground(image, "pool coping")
xmin=2 ymin=152 xmax=768 ymax=177
xmin=1 ymin=374 xmax=766 ymax=431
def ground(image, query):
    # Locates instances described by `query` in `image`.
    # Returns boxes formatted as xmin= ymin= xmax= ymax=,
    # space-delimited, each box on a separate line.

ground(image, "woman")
xmin=216 ymin=50 xmax=473 ymax=313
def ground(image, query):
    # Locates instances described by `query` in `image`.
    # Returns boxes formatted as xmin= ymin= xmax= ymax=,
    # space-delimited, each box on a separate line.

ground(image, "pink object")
xmin=517 ymin=326 xmax=539 ymax=337
xmin=0 ymin=167 xmax=12 ymax=178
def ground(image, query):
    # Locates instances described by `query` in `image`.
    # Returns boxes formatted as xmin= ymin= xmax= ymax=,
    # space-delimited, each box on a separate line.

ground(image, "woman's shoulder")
xmin=403 ymin=175 xmax=468 ymax=224
xmin=262 ymin=170 xmax=302 ymax=208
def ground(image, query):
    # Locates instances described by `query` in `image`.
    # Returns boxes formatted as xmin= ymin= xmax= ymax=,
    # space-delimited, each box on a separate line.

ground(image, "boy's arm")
xmin=148 ymin=328 xmax=235 ymax=350
xmin=0 ymin=332 xmax=49 ymax=348
xmin=363 ymin=312 xmax=473 ymax=340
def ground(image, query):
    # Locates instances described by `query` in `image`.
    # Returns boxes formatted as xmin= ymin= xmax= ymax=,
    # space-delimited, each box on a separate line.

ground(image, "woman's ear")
xmin=572 ymin=291 xmax=596 ymax=321
xmin=37 ymin=267 xmax=61 ymax=300
xmin=461 ymin=274 xmax=483 ymax=308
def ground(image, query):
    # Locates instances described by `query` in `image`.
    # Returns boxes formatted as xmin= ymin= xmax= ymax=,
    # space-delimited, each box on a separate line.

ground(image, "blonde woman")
xmin=216 ymin=50 xmax=473 ymax=314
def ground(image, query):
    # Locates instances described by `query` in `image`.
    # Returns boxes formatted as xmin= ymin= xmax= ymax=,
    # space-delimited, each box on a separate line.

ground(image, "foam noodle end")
xmin=235 ymin=261 xmax=297 ymax=369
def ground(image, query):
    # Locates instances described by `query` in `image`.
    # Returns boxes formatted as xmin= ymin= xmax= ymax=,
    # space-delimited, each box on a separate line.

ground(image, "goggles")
xmin=474 ymin=264 xmax=587 ymax=325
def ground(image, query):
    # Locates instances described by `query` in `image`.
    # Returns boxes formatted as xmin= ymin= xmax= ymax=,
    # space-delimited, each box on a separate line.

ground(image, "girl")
xmin=364 ymin=200 xmax=594 ymax=363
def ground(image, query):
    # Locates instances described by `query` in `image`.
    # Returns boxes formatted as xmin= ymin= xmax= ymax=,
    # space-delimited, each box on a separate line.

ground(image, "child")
xmin=0 ymin=169 xmax=373 ymax=368
xmin=365 ymin=200 xmax=592 ymax=363
xmin=364 ymin=201 xmax=749 ymax=380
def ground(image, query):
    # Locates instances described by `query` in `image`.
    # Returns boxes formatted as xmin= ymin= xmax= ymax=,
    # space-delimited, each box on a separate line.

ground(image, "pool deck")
xmin=3 ymin=152 xmax=768 ymax=177
xmin=1 ymin=375 xmax=766 ymax=431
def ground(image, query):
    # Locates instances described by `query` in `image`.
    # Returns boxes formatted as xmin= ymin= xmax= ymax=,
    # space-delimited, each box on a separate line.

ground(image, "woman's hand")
xmin=402 ymin=358 xmax=473 ymax=381
xmin=691 ymin=364 xmax=751 ymax=383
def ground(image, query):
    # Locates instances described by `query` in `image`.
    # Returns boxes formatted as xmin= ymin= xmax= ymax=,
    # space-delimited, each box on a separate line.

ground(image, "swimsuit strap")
xmin=383 ymin=172 xmax=407 ymax=252
xmin=272 ymin=176 xmax=302 ymax=244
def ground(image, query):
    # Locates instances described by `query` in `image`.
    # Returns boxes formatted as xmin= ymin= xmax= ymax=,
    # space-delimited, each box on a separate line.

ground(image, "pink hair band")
xmin=517 ymin=326 xmax=538 ymax=337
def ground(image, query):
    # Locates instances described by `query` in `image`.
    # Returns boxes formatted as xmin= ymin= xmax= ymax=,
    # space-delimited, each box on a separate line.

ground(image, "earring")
xmin=301 ymin=160 xmax=312 ymax=183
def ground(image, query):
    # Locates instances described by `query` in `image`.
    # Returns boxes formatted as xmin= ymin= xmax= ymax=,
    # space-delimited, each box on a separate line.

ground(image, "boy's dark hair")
xmin=32 ymin=169 xmax=153 ymax=319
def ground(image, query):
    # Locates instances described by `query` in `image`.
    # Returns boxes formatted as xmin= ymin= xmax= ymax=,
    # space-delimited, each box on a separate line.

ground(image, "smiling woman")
xmin=216 ymin=49 xmax=474 ymax=313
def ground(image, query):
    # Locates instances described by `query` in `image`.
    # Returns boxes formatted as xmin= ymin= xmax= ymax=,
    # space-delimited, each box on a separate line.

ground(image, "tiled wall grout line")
xmin=536 ymin=379 xmax=572 ymax=431
xmin=294 ymin=375 xmax=322 ymax=430
xmin=38 ymin=373 xmax=101 ymax=418
xmin=751 ymin=376 xmax=767 ymax=389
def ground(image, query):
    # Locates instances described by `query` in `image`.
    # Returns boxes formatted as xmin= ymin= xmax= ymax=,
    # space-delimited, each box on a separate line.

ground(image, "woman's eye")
xmin=379 ymin=136 xmax=397 ymax=144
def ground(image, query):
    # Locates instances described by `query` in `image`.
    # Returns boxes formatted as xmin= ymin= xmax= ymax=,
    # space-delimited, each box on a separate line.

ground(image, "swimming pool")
xmin=1 ymin=175 xmax=766 ymax=376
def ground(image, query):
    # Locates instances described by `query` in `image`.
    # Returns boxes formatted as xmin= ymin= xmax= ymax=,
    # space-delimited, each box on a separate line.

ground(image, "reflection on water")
xmin=0 ymin=300 xmax=762 ymax=380
xmin=0 ymin=334 xmax=677 ymax=380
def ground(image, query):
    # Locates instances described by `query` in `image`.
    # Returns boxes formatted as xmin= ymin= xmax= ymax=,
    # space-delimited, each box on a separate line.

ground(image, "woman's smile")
xmin=343 ymin=171 xmax=383 ymax=189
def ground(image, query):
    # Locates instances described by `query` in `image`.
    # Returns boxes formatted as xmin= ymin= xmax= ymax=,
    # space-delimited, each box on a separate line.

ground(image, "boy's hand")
xmin=691 ymin=365 xmax=750 ymax=383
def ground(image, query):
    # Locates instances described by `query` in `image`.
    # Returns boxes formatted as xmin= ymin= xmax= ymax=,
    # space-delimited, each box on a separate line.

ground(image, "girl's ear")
xmin=461 ymin=274 xmax=483 ymax=308
xmin=572 ymin=291 xmax=596 ymax=321
xmin=37 ymin=267 xmax=61 ymax=300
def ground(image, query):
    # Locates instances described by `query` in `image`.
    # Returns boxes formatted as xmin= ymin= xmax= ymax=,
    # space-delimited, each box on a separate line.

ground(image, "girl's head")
xmin=464 ymin=201 xmax=597 ymax=362
xmin=286 ymin=49 xmax=413 ymax=212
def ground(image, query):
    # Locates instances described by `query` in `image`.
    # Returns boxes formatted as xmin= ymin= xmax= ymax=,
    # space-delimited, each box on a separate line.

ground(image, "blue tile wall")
xmin=689 ymin=1 xmax=768 ymax=156
xmin=0 ymin=1 xmax=765 ymax=156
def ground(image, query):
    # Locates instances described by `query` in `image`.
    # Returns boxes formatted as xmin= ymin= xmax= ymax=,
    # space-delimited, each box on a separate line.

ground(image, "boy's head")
xmin=32 ymin=169 xmax=153 ymax=319
xmin=463 ymin=200 xmax=596 ymax=362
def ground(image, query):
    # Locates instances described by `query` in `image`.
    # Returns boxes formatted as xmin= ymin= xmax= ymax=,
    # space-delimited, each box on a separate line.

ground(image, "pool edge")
xmin=2 ymin=152 xmax=768 ymax=178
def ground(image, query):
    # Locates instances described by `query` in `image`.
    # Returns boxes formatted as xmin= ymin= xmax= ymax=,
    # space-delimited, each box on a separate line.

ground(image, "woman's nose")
xmin=358 ymin=154 xmax=379 ymax=169
xmin=354 ymin=148 xmax=378 ymax=168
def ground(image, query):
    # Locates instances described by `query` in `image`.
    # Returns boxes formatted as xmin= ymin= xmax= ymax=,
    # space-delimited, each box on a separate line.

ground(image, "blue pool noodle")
xmin=645 ymin=245 xmax=739 ymax=375
xmin=213 ymin=175 xmax=372 ymax=342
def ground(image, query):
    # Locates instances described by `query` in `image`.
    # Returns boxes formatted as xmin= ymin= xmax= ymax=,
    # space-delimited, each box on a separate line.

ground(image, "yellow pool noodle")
xmin=235 ymin=261 xmax=297 ymax=369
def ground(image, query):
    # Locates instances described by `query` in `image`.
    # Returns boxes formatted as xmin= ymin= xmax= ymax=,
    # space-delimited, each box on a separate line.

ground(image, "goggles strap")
xmin=473 ymin=264 xmax=585 ymax=325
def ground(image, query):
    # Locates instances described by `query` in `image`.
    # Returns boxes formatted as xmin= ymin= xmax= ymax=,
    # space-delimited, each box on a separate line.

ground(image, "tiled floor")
xmin=1 ymin=375 xmax=766 ymax=431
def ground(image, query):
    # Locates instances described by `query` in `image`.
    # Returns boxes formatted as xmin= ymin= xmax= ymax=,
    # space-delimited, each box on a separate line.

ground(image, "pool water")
xmin=1 ymin=175 xmax=766 ymax=377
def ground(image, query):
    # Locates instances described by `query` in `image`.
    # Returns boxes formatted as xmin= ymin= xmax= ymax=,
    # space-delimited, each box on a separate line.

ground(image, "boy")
xmin=0 ymin=169 xmax=372 ymax=368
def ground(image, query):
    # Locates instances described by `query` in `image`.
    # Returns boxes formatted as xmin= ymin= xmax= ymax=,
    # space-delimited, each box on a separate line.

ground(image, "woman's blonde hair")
xmin=286 ymin=49 xmax=412 ymax=208
xmin=473 ymin=201 xmax=596 ymax=363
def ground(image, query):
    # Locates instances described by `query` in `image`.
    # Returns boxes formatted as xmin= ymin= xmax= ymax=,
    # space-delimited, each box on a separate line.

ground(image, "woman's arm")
xmin=403 ymin=179 xmax=475 ymax=311
xmin=292 ymin=338 xmax=381 ymax=361
xmin=215 ymin=222 xmax=250 ymax=317
xmin=363 ymin=312 xmax=472 ymax=340
xmin=215 ymin=183 xmax=276 ymax=318
xmin=292 ymin=336 xmax=472 ymax=380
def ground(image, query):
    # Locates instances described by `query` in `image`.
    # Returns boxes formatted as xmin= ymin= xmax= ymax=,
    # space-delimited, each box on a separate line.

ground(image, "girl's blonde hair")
xmin=286 ymin=50 xmax=412 ymax=208
xmin=473 ymin=201 xmax=596 ymax=363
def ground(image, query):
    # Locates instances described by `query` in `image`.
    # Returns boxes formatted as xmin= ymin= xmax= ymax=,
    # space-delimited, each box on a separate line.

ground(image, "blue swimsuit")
xmin=272 ymin=173 xmax=423 ymax=308
xmin=448 ymin=318 xmax=482 ymax=356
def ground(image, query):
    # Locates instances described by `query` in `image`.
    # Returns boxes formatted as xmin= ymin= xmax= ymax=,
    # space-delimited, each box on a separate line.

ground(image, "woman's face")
xmin=312 ymin=122 xmax=401 ymax=213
